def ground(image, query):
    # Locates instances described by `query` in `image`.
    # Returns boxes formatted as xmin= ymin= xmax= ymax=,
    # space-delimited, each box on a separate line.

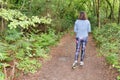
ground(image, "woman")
xmin=72 ymin=11 xmax=91 ymax=68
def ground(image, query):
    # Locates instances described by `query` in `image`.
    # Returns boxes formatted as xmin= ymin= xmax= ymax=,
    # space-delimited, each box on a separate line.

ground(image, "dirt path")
xmin=19 ymin=33 xmax=118 ymax=80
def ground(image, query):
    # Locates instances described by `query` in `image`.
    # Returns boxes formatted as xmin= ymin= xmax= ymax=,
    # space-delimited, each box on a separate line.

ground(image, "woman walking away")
xmin=72 ymin=11 xmax=91 ymax=68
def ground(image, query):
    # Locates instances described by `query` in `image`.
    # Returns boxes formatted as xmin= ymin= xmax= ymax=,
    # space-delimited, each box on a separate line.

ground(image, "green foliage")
xmin=15 ymin=49 xmax=25 ymax=60
xmin=31 ymin=28 xmax=58 ymax=48
xmin=0 ymin=28 xmax=59 ymax=75
xmin=28 ymin=0 xmax=46 ymax=16
xmin=93 ymin=23 xmax=120 ymax=72
xmin=35 ymin=47 xmax=48 ymax=58
xmin=0 ymin=9 xmax=52 ymax=29
xmin=0 ymin=42 xmax=11 ymax=62
xmin=53 ymin=17 xmax=73 ymax=32
xmin=106 ymin=53 xmax=119 ymax=66
xmin=5 ymin=29 xmax=22 ymax=43
xmin=16 ymin=58 xmax=41 ymax=73
xmin=1 ymin=0 xmax=82 ymax=32
xmin=14 ymin=39 xmax=33 ymax=58
xmin=0 ymin=42 xmax=8 ymax=53
xmin=117 ymin=76 xmax=120 ymax=80
xmin=0 ymin=7 xmax=55 ymax=75
xmin=0 ymin=52 xmax=8 ymax=61
xmin=8 ymin=0 xmax=47 ymax=16
xmin=39 ymin=31 xmax=57 ymax=48
xmin=0 ymin=71 xmax=5 ymax=80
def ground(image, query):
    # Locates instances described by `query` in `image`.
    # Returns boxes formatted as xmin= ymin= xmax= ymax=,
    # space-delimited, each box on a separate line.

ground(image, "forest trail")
xmin=19 ymin=33 xmax=118 ymax=80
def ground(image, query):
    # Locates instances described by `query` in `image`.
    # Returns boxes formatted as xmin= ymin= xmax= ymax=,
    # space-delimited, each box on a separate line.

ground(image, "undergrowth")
xmin=93 ymin=23 xmax=120 ymax=78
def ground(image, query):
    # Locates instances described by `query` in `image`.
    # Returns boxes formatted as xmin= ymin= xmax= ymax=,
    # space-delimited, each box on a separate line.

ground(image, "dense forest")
xmin=0 ymin=0 xmax=120 ymax=80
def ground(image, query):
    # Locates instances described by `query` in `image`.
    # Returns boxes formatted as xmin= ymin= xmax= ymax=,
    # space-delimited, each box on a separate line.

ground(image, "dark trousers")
xmin=74 ymin=37 xmax=88 ymax=61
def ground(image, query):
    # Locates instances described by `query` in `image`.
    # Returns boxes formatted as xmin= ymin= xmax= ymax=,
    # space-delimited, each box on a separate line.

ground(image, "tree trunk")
xmin=20 ymin=0 xmax=25 ymax=10
xmin=105 ymin=4 xmax=108 ymax=18
xmin=106 ymin=0 xmax=113 ymax=20
xmin=112 ymin=0 xmax=115 ymax=20
xmin=97 ymin=0 xmax=100 ymax=28
xmin=93 ymin=0 xmax=96 ymax=16
xmin=0 ymin=1 xmax=7 ymax=34
xmin=118 ymin=0 xmax=120 ymax=24
xmin=1 ymin=1 xmax=4 ymax=33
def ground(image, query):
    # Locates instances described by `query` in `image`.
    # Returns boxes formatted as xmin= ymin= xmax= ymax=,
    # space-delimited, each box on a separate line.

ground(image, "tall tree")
xmin=105 ymin=0 xmax=114 ymax=20
xmin=97 ymin=0 xmax=100 ymax=28
xmin=0 ymin=1 xmax=5 ymax=33
xmin=112 ymin=0 xmax=115 ymax=19
xmin=118 ymin=0 xmax=120 ymax=24
xmin=93 ymin=0 xmax=96 ymax=16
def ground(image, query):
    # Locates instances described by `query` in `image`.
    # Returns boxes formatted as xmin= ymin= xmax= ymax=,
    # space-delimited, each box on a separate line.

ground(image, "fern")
xmin=0 ymin=42 xmax=8 ymax=53
xmin=5 ymin=29 xmax=23 ymax=43
xmin=15 ymin=49 xmax=25 ymax=60
xmin=35 ymin=47 xmax=47 ymax=58
xmin=16 ymin=58 xmax=41 ymax=73
xmin=0 ymin=52 xmax=9 ymax=61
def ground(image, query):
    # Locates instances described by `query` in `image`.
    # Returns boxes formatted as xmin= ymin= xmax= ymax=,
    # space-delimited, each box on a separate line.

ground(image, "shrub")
xmin=93 ymin=23 xmax=120 ymax=71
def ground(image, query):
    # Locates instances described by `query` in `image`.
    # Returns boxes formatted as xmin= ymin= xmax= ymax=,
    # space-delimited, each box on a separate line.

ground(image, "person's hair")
xmin=78 ymin=11 xmax=87 ymax=20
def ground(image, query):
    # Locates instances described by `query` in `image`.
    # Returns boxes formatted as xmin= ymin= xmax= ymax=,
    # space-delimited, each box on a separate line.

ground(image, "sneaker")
xmin=80 ymin=61 xmax=84 ymax=66
xmin=72 ymin=61 xmax=78 ymax=68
